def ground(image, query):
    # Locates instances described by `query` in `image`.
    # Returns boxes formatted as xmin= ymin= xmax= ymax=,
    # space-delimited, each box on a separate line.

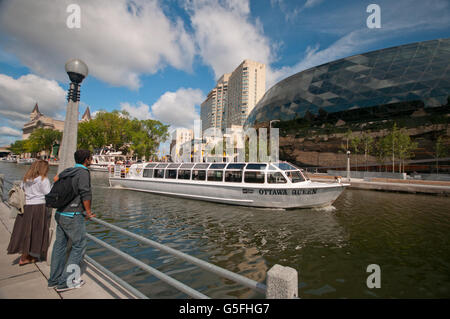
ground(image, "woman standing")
xmin=7 ymin=160 xmax=52 ymax=265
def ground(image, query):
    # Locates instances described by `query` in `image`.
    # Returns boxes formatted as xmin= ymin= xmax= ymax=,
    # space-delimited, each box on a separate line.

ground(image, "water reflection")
xmin=1 ymin=162 xmax=449 ymax=298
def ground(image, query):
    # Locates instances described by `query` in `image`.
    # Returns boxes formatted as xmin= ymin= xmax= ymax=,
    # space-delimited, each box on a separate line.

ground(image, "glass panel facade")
xmin=245 ymin=39 xmax=450 ymax=128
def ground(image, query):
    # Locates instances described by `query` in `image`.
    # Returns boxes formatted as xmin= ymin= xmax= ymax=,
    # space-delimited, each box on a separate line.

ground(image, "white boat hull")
xmin=109 ymin=177 xmax=346 ymax=209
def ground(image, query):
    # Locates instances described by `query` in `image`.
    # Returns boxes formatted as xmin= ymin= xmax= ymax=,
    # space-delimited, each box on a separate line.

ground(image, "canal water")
xmin=1 ymin=162 xmax=449 ymax=298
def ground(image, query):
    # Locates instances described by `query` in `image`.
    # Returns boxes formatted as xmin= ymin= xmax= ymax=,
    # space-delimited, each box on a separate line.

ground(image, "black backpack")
xmin=45 ymin=175 xmax=77 ymax=210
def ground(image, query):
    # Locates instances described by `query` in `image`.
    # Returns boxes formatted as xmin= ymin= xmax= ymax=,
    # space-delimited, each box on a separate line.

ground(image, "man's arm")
xmin=78 ymin=170 xmax=95 ymax=219
xmin=83 ymin=199 xmax=96 ymax=219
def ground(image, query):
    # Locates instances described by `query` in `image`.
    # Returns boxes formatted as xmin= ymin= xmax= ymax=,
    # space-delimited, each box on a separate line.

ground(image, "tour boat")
xmin=109 ymin=162 xmax=348 ymax=209
xmin=17 ymin=158 xmax=36 ymax=165
xmin=1 ymin=155 xmax=19 ymax=163
xmin=90 ymin=151 xmax=127 ymax=172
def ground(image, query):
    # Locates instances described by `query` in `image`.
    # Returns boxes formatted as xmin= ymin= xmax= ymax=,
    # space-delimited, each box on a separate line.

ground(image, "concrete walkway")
xmin=308 ymin=175 xmax=450 ymax=195
xmin=0 ymin=201 xmax=138 ymax=299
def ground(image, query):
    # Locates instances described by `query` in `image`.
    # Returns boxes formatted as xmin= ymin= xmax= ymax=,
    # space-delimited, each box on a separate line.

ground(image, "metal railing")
xmin=0 ymin=174 xmax=297 ymax=299
xmin=87 ymin=217 xmax=267 ymax=299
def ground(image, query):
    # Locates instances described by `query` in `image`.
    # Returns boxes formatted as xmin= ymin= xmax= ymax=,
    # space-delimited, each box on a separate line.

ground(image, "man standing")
xmin=48 ymin=149 xmax=96 ymax=292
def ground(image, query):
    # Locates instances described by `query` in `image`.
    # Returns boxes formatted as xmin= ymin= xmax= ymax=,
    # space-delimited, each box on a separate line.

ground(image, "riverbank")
xmin=307 ymin=174 xmax=450 ymax=196
xmin=0 ymin=201 xmax=138 ymax=299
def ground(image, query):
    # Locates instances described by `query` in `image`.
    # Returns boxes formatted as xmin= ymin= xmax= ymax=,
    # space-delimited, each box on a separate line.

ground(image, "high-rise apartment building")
xmin=201 ymin=59 xmax=266 ymax=133
xmin=201 ymin=73 xmax=230 ymax=133
xmin=226 ymin=59 xmax=266 ymax=128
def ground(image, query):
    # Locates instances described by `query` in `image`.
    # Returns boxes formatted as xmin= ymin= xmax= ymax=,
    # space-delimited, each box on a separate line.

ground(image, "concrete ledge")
xmin=308 ymin=174 xmax=450 ymax=196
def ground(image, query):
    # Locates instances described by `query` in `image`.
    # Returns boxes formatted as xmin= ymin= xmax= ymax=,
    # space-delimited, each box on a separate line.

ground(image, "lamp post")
xmin=57 ymin=59 xmax=89 ymax=173
xmin=47 ymin=59 xmax=88 ymax=264
xmin=346 ymin=150 xmax=351 ymax=181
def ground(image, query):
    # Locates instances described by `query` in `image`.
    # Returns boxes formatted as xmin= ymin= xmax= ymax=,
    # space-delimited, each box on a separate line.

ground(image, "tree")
xmin=8 ymin=140 xmax=27 ymax=155
xmin=77 ymin=110 xmax=170 ymax=160
xmin=435 ymin=135 xmax=449 ymax=174
xmin=374 ymin=136 xmax=389 ymax=172
xmin=396 ymin=129 xmax=417 ymax=173
xmin=26 ymin=128 xmax=62 ymax=157
xmin=360 ymin=132 xmax=374 ymax=171
xmin=349 ymin=134 xmax=361 ymax=171
xmin=384 ymin=123 xmax=400 ymax=172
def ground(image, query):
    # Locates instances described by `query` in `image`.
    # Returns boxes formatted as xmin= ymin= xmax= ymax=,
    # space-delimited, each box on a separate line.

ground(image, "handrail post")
xmin=0 ymin=174 xmax=3 ymax=202
xmin=266 ymin=264 xmax=298 ymax=299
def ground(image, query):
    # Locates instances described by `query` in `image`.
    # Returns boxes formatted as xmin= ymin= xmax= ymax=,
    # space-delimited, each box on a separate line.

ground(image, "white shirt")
xmin=22 ymin=176 xmax=52 ymax=205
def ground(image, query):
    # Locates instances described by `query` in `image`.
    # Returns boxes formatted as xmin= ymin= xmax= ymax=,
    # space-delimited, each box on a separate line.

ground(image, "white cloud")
xmin=0 ymin=0 xmax=196 ymax=90
xmin=0 ymin=126 xmax=22 ymax=137
xmin=0 ymin=73 xmax=67 ymax=124
xmin=187 ymin=0 xmax=275 ymax=80
xmin=120 ymin=87 xmax=205 ymax=129
xmin=120 ymin=101 xmax=152 ymax=120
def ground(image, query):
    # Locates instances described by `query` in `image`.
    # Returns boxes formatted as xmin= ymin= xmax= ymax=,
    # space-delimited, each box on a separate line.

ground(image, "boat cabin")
xmin=119 ymin=162 xmax=310 ymax=184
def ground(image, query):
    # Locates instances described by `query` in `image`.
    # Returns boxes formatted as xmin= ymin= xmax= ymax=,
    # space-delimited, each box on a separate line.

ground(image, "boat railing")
xmin=87 ymin=216 xmax=299 ymax=299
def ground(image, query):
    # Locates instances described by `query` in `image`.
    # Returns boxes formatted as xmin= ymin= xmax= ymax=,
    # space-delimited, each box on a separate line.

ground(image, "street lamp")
xmin=58 ymin=59 xmax=88 ymax=173
xmin=346 ymin=150 xmax=351 ymax=181
xmin=48 ymin=59 xmax=88 ymax=264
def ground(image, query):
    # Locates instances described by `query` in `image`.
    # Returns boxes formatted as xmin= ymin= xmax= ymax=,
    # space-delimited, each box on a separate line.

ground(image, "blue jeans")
xmin=48 ymin=213 xmax=86 ymax=288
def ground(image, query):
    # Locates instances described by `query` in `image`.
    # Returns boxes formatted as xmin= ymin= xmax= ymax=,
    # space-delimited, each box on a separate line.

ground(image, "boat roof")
xmin=140 ymin=162 xmax=303 ymax=171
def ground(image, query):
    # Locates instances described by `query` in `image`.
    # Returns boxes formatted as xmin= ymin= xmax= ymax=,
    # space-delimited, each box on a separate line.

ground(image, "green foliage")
xmin=77 ymin=110 xmax=170 ymax=160
xmin=8 ymin=140 xmax=27 ymax=154
xmin=26 ymin=128 xmax=62 ymax=155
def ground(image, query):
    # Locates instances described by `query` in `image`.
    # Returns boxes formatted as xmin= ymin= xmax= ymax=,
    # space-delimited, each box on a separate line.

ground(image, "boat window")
xmin=273 ymin=163 xmax=297 ymax=171
xmin=209 ymin=163 xmax=226 ymax=169
xmin=145 ymin=163 xmax=157 ymax=168
xmin=267 ymin=172 xmax=287 ymax=184
xmin=246 ymin=163 xmax=267 ymax=170
xmin=165 ymin=169 xmax=177 ymax=179
xmin=143 ymin=169 xmax=153 ymax=178
xmin=194 ymin=163 xmax=210 ymax=169
xmin=168 ymin=163 xmax=181 ymax=169
xmin=244 ymin=171 xmax=265 ymax=183
xmin=207 ymin=170 xmax=223 ymax=182
xmin=178 ymin=170 xmax=191 ymax=180
xmin=154 ymin=169 xmax=165 ymax=178
xmin=225 ymin=170 xmax=242 ymax=182
xmin=192 ymin=170 xmax=206 ymax=181
xmin=156 ymin=163 xmax=169 ymax=168
xmin=226 ymin=163 xmax=246 ymax=170
xmin=180 ymin=163 xmax=194 ymax=169
xmin=268 ymin=164 xmax=278 ymax=170
xmin=286 ymin=171 xmax=305 ymax=183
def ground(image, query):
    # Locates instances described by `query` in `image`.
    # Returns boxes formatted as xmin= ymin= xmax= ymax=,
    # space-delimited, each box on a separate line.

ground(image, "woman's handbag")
xmin=8 ymin=183 xmax=25 ymax=215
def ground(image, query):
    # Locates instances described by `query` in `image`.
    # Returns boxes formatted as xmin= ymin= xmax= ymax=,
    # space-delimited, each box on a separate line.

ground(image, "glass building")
xmin=245 ymin=38 xmax=450 ymax=128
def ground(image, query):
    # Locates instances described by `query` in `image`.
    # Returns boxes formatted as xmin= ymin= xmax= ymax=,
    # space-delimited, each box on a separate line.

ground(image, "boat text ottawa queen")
xmin=109 ymin=162 xmax=348 ymax=209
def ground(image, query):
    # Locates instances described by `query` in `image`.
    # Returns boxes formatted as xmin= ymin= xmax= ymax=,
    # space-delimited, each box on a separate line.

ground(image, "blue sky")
xmin=0 ymin=0 xmax=449 ymax=155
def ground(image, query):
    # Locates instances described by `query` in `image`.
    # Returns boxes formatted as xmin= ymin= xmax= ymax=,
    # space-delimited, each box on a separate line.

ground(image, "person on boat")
xmin=7 ymin=160 xmax=52 ymax=265
xmin=47 ymin=149 xmax=96 ymax=292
